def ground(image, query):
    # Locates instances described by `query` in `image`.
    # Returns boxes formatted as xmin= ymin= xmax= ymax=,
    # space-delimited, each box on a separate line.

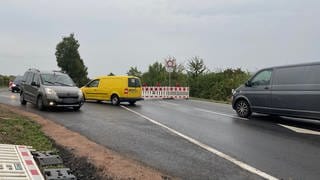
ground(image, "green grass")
xmin=0 ymin=108 xmax=53 ymax=151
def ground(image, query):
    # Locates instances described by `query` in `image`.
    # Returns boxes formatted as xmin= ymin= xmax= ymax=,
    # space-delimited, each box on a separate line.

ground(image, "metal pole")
xmin=169 ymin=72 xmax=171 ymax=87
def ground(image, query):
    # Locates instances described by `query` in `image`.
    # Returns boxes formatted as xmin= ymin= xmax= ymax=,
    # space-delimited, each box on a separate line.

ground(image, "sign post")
xmin=165 ymin=57 xmax=176 ymax=87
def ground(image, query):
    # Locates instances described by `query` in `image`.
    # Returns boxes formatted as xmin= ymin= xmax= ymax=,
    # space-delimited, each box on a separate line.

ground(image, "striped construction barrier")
xmin=0 ymin=144 xmax=44 ymax=180
xmin=142 ymin=86 xmax=189 ymax=99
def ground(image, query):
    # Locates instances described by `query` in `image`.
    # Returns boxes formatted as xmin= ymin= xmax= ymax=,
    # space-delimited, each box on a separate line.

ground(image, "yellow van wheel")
xmin=111 ymin=95 xmax=120 ymax=106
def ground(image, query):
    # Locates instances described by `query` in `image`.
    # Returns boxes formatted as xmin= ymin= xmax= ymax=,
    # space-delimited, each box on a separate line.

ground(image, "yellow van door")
xmin=82 ymin=79 xmax=100 ymax=100
xmin=98 ymin=78 xmax=111 ymax=101
xmin=127 ymin=77 xmax=142 ymax=98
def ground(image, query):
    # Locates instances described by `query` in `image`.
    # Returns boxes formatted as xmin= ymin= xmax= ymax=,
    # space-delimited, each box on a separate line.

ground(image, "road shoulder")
xmin=0 ymin=103 xmax=172 ymax=180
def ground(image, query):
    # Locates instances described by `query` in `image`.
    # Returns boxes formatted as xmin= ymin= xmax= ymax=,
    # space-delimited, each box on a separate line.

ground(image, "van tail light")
xmin=124 ymin=88 xmax=128 ymax=94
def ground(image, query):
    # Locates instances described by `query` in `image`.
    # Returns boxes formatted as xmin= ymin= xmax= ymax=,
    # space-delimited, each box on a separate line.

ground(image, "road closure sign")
xmin=165 ymin=58 xmax=176 ymax=72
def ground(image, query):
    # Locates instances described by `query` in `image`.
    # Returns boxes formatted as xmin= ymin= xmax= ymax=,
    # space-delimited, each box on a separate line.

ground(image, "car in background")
xmin=8 ymin=80 xmax=13 ymax=91
xmin=10 ymin=76 xmax=23 ymax=93
xmin=20 ymin=68 xmax=84 ymax=111
xmin=232 ymin=62 xmax=320 ymax=120
xmin=81 ymin=75 xmax=143 ymax=105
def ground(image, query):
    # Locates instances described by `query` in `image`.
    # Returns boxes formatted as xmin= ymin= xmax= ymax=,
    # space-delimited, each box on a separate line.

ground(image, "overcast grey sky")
xmin=0 ymin=0 xmax=319 ymax=78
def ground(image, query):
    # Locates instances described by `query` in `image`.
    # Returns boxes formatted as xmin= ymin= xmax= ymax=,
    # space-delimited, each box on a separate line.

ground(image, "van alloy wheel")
xmin=111 ymin=95 xmax=120 ymax=106
xmin=235 ymin=100 xmax=251 ymax=118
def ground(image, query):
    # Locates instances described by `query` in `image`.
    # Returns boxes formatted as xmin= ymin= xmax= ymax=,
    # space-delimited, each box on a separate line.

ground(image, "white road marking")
xmin=194 ymin=107 xmax=248 ymax=121
xmin=279 ymin=124 xmax=320 ymax=136
xmin=121 ymin=105 xmax=278 ymax=180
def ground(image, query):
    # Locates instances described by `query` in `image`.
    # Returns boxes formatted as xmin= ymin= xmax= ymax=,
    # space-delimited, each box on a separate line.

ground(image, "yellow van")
xmin=81 ymin=75 xmax=143 ymax=105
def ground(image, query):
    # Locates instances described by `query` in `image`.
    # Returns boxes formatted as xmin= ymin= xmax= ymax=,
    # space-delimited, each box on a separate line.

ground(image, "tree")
xmin=127 ymin=66 xmax=142 ymax=78
xmin=141 ymin=62 xmax=167 ymax=86
xmin=108 ymin=72 xmax=115 ymax=76
xmin=55 ymin=33 xmax=89 ymax=87
xmin=169 ymin=63 xmax=188 ymax=87
xmin=187 ymin=56 xmax=207 ymax=78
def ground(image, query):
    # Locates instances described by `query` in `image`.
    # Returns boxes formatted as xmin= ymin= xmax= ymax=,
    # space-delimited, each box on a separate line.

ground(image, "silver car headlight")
xmin=78 ymin=90 xmax=83 ymax=98
xmin=45 ymin=88 xmax=57 ymax=96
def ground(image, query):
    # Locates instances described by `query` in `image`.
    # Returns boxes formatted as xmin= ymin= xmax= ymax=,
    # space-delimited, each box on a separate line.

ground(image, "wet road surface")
xmin=1 ymin=89 xmax=320 ymax=180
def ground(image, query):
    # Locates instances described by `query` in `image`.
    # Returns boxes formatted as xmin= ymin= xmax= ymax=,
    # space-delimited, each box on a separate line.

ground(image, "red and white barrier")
xmin=18 ymin=145 xmax=44 ymax=180
xmin=0 ymin=144 xmax=44 ymax=180
xmin=142 ymin=86 xmax=189 ymax=99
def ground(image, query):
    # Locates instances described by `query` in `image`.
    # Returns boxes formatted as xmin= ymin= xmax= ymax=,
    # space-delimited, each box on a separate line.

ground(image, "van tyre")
xmin=129 ymin=101 xmax=136 ymax=106
xmin=37 ymin=96 xmax=45 ymax=111
xmin=20 ymin=92 xmax=26 ymax=105
xmin=235 ymin=99 xmax=251 ymax=118
xmin=111 ymin=95 xmax=120 ymax=106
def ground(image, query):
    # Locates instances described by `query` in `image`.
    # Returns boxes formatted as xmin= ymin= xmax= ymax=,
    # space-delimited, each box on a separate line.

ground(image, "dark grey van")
xmin=20 ymin=69 xmax=84 ymax=110
xmin=232 ymin=62 xmax=320 ymax=120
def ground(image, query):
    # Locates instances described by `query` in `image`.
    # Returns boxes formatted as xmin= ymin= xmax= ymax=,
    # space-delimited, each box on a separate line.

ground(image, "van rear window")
xmin=128 ymin=78 xmax=141 ymax=87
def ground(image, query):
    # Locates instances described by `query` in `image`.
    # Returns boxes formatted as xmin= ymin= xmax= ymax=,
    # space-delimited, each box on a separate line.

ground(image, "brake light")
xmin=124 ymin=88 xmax=128 ymax=94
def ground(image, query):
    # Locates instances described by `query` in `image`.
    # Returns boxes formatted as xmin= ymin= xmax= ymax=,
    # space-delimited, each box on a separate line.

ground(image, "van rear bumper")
xmin=119 ymin=97 xmax=144 ymax=102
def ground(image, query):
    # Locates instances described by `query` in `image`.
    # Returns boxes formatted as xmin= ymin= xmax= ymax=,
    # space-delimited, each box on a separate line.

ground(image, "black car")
xmin=11 ymin=76 xmax=23 ymax=93
xmin=232 ymin=62 xmax=320 ymax=120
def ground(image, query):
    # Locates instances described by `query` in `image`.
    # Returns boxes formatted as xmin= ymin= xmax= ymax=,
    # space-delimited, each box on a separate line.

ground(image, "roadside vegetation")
xmin=0 ymin=106 xmax=109 ymax=179
xmin=0 ymin=107 xmax=53 ymax=150
xmin=2 ymin=33 xmax=250 ymax=102
xmin=0 ymin=75 xmax=14 ymax=87
xmin=53 ymin=33 xmax=251 ymax=102
xmin=128 ymin=56 xmax=251 ymax=102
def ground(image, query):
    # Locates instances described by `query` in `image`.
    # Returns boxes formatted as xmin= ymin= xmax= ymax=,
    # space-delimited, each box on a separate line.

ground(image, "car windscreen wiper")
xmin=54 ymin=81 xmax=73 ymax=86
xmin=44 ymin=80 xmax=55 ymax=85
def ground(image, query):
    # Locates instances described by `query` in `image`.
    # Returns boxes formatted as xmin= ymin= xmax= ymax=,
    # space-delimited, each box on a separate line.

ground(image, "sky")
xmin=0 ymin=0 xmax=319 ymax=78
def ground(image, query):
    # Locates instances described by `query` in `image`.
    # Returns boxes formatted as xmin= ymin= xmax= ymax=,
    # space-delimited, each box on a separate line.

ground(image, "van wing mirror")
xmin=245 ymin=81 xmax=252 ymax=87
xmin=31 ymin=82 xmax=39 ymax=87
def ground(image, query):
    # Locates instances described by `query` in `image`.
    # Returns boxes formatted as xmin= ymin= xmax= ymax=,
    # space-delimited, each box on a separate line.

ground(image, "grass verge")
xmin=0 ymin=106 xmax=108 ymax=179
xmin=0 ymin=107 xmax=53 ymax=150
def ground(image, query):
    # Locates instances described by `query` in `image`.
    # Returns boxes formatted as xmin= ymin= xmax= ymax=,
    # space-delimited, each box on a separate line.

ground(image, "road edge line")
xmin=194 ymin=107 xmax=249 ymax=120
xmin=121 ymin=105 xmax=278 ymax=180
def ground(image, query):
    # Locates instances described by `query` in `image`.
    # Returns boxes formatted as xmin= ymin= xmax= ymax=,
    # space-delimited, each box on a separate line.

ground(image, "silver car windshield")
xmin=41 ymin=73 xmax=75 ymax=87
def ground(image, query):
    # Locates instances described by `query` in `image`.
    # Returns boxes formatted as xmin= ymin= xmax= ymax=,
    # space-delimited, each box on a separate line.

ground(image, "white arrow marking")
xmin=279 ymin=124 xmax=320 ymax=136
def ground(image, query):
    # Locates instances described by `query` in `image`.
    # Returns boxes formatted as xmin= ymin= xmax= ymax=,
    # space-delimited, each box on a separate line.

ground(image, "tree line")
xmin=0 ymin=75 xmax=14 ymax=87
xmin=0 ymin=34 xmax=250 ymax=102
xmin=127 ymin=57 xmax=250 ymax=101
xmin=55 ymin=34 xmax=251 ymax=102
xmin=2 ymin=33 xmax=250 ymax=102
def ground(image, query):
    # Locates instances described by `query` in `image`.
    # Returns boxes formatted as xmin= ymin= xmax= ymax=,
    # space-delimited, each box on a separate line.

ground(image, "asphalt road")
xmin=1 ymin=89 xmax=320 ymax=180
